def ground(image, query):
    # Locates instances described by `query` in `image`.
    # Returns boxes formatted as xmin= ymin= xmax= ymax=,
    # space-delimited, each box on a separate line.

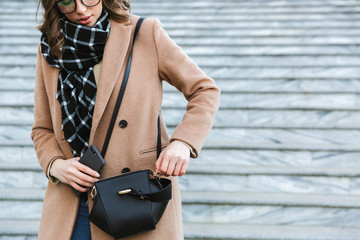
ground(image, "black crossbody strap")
xmin=101 ymin=17 xmax=149 ymax=158
xmin=157 ymin=114 xmax=161 ymax=159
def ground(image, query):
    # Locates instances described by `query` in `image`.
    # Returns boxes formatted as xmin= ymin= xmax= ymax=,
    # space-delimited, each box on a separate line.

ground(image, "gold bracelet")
xmin=46 ymin=156 xmax=63 ymax=184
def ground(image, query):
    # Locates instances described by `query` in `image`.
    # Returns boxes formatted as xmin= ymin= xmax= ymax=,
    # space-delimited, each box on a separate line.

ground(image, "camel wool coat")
xmin=31 ymin=13 xmax=220 ymax=240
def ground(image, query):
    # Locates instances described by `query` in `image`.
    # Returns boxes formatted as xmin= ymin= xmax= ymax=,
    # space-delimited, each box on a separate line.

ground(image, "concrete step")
xmin=184 ymin=223 xmax=360 ymax=240
xmin=180 ymin=165 xmax=360 ymax=195
xmin=109 ymin=0 xmax=360 ymax=5
xmin=3 ymin=66 xmax=360 ymax=80
xmin=3 ymin=138 xmax=360 ymax=152
xmin=181 ymin=46 xmax=360 ymax=57
xmin=2 ymin=13 xmax=359 ymax=22
xmin=2 ymin=36 xmax=360 ymax=46
xmin=175 ymin=56 xmax=360 ymax=67
xmin=3 ymin=160 xmax=360 ymax=177
xmin=0 ymin=162 xmax=47 ymax=190
xmin=0 ymin=235 xmax=36 ymax=240
xmin=3 ymin=7 xmax=360 ymax=15
xmin=3 ymin=1 xmax=360 ymax=8
xmin=1 ymin=189 xmax=360 ymax=227
xmin=192 ymin=149 xmax=360 ymax=168
xmin=182 ymin=193 xmax=360 ymax=227
xmin=3 ymin=106 xmax=360 ymax=128
xmin=0 ymin=146 xmax=37 ymax=163
xmin=2 ymin=144 xmax=360 ymax=169
xmin=3 ymin=44 xmax=360 ymax=56
xmin=4 ymin=55 xmax=360 ymax=67
xmin=114 ymin=108 xmax=360 ymax=129
xmin=164 ymin=92 xmax=360 ymax=110
xmin=202 ymin=128 xmax=360 ymax=147
xmin=167 ymin=79 xmax=360 ymax=94
xmin=4 ymin=56 xmax=360 ymax=68
xmin=3 ymin=189 xmax=360 ymax=208
xmin=2 ymin=77 xmax=360 ymax=94
xmin=3 ymin=89 xmax=360 ymax=110
xmin=1 ymin=221 xmax=360 ymax=240
xmin=114 ymin=8 xmax=360 ymax=15
xmin=0 ymin=219 xmax=38 ymax=238
xmin=2 ymin=103 xmax=360 ymax=128
xmin=0 ymin=107 xmax=35 ymax=124
xmin=3 ymin=77 xmax=360 ymax=94
xmin=172 ymin=37 xmax=360 ymax=46
xmin=4 ymin=124 xmax=360 ymax=147
xmin=3 ymin=28 xmax=360 ymax=38
xmin=186 ymin=164 xmax=360 ymax=177
xmin=201 ymin=141 xmax=360 ymax=152
xmin=126 ymin=13 xmax=360 ymax=22
xmin=181 ymin=191 xmax=360 ymax=208
xmin=2 ymin=0 xmax=360 ymax=6
xmin=1 ymin=162 xmax=360 ymax=195
xmin=0 ymin=55 xmax=360 ymax=68
xmin=5 ymin=20 xmax=360 ymax=29
xmin=150 ymin=19 xmax=360 ymax=28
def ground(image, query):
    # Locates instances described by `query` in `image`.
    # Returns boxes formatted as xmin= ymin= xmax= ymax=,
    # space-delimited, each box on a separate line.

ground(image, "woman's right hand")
xmin=50 ymin=157 xmax=100 ymax=192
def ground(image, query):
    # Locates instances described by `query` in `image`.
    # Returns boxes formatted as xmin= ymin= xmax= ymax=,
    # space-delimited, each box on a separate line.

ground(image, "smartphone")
xmin=72 ymin=145 xmax=105 ymax=196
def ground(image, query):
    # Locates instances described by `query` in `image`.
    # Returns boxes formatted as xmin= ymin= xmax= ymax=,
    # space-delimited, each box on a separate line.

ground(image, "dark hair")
xmin=36 ymin=0 xmax=131 ymax=58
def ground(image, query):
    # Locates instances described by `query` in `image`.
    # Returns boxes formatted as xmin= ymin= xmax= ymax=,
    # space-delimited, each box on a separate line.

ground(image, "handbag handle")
xmin=100 ymin=17 xmax=162 ymax=160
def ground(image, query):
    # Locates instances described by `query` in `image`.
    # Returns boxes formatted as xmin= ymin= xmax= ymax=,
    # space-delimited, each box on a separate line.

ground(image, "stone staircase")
xmin=1 ymin=0 xmax=360 ymax=239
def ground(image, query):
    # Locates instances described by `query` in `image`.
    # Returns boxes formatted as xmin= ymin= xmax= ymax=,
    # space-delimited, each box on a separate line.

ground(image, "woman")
xmin=31 ymin=0 xmax=220 ymax=239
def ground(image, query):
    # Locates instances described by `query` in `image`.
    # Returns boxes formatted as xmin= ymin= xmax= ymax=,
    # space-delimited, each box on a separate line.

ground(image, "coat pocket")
xmin=139 ymin=144 xmax=168 ymax=155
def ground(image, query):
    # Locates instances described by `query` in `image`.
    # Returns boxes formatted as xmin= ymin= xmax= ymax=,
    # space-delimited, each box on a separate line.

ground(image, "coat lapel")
xmin=89 ymin=19 xmax=133 ymax=144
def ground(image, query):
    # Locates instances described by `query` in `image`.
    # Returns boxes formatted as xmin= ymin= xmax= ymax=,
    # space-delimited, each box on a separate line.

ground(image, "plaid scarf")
xmin=40 ymin=11 xmax=110 ymax=157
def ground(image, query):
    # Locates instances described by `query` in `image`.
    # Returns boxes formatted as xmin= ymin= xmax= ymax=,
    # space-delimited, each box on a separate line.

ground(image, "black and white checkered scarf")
xmin=40 ymin=11 xmax=110 ymax=157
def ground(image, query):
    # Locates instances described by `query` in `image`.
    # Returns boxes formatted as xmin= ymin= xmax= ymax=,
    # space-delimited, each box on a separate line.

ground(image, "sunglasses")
xmin=55 ymin=0 xmax=100 ymax=14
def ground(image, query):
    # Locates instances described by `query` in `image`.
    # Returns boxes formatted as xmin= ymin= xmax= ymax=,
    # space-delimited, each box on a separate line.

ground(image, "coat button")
xmin=122 ymin=168 xmax=131 ymax=173
xmin=119 ymin=120 xmax=128 ymax=128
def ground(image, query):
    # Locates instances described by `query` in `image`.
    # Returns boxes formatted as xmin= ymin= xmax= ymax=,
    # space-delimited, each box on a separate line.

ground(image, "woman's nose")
xmin=75 ymin=0 xmax=87 ymax=14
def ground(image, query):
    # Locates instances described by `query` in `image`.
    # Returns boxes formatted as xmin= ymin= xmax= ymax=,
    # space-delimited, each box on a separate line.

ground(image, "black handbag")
xmin=88 ymin=17 xmax=172 ymax=239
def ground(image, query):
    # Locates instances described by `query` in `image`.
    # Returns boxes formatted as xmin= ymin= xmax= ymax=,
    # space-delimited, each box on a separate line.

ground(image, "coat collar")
xmin=89 ymin=16 xmax=134 ymax=144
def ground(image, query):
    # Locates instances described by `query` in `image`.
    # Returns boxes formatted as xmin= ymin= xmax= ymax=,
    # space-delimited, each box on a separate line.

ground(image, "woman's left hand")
xmin=155 ymin=140 xmax=190 ymax=176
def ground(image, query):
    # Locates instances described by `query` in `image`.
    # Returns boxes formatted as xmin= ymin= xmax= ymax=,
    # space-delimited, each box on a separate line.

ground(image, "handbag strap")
xmin=101 ymin=17 xmax=161 ymax=159
xmin=156 ymin=114 xmax=161 ymax=159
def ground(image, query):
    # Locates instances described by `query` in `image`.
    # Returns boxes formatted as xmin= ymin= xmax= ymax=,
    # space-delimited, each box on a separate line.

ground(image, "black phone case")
xmin=72 ymin=145 xmax=105 ymax=197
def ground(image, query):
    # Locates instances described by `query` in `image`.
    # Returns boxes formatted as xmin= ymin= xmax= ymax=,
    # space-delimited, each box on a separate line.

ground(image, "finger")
xmin=71 ymin=175 xmax=94 ymax=188
xmin=73 ymin=161 xmax=100 ymax=178
xmin=166 ymin=157 xmax=177 ymax=176
xmin=73 ymin=170 xmax=98 ymax=185
xmin=179 ymin=159 xmax=189 ymax=176
xmin=158 ymin=153 xmax=170 ymax=175
xmin=155 ymin=152 xmax=164 ymax=173
xmin=172 ymin=160 xmax=183 ymax=176
xmin=70 ymin=164 xmax=98 ymax=184
xmin=69 ymin=181 xmax=89 ymax=192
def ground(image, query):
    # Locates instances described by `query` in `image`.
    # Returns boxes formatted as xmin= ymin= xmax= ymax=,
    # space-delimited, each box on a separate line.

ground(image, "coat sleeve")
xmin=152 ymin=18 xmax=221 ymax=158
xmin=30 ymin=45 xmax=66 ymax=175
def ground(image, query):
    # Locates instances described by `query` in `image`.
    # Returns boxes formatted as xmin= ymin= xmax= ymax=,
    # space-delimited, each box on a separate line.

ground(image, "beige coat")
xmin=31 ymin=13 xmax=220 ymax=240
